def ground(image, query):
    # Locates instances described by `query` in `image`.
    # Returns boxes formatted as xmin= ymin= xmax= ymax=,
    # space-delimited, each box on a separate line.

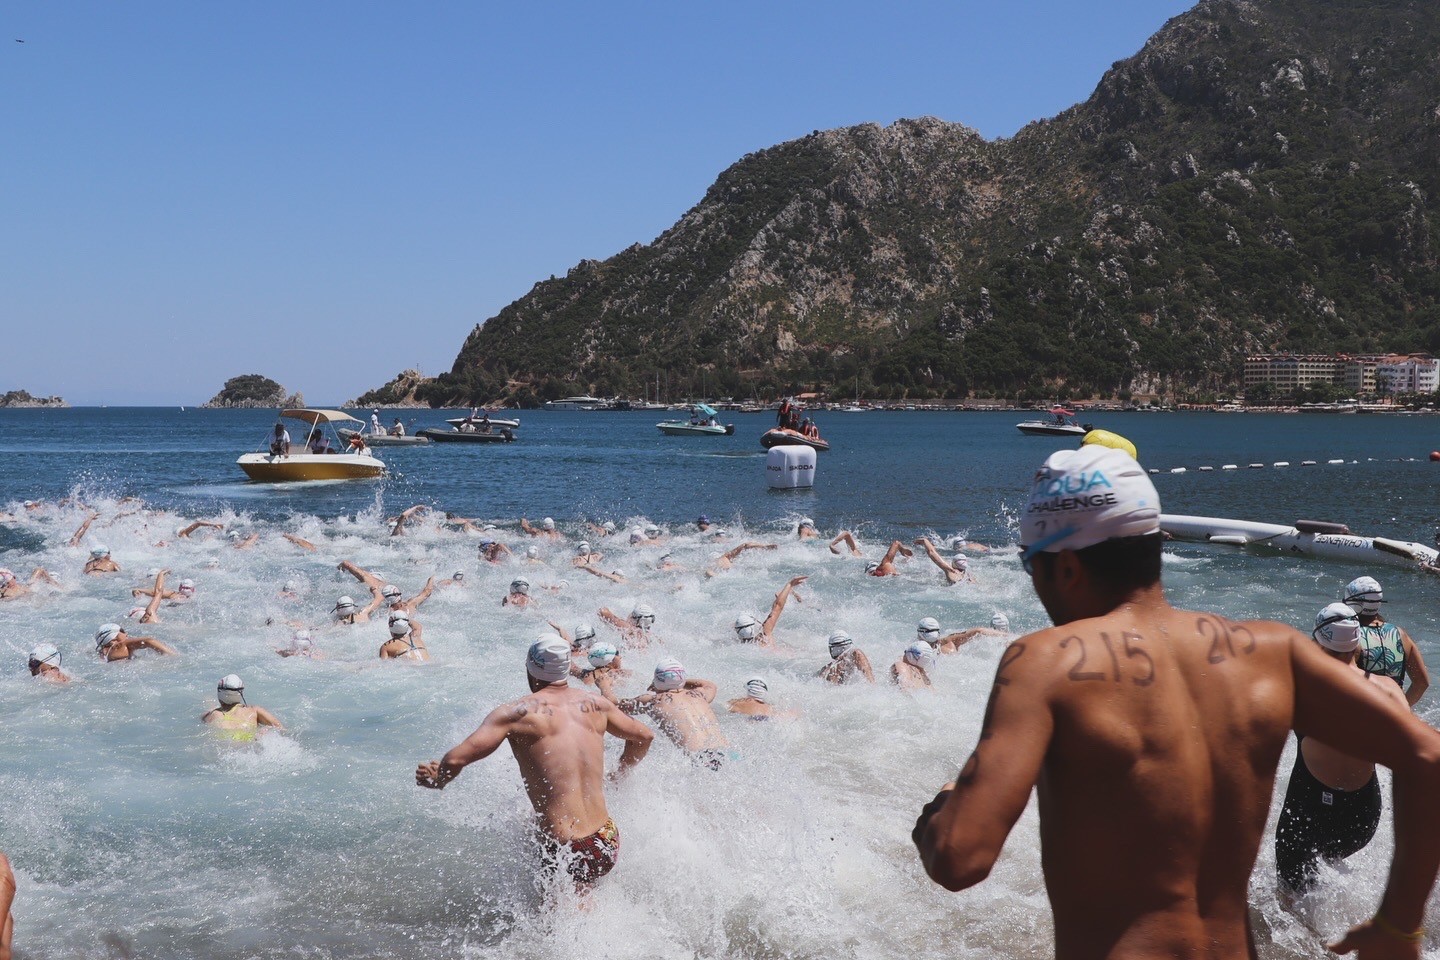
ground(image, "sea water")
xmin=1 ymin=408 xmax=1438 ymax=959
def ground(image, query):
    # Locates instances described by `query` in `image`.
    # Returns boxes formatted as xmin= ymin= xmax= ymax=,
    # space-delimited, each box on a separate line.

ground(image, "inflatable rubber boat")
xmin=760 ymin=428 xmax=829 ymax=452
xmin=1161 ymin=515 xmax=1438 ymax=569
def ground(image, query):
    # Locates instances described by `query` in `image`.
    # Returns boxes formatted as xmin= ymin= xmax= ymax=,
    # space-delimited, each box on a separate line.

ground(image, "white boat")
xmin=445 ymin=414 xmax=520 ymax=430
xmin=337 ymin=427 xmax=430 ymax=447
xmin=1017 ymin=407 xmax=1092 ymax=437
xmin=1161 ymin=514 xmax=1438 ymax=569
xmin=544 ymin=395 xmax=604 ymax=409
xmin=238 ymin=410 xmax=386 ymax=482
xmin=657 ymin=404 xmax=734 ymax=436
xmin=837 ymin=405 xmax=869 ymax=413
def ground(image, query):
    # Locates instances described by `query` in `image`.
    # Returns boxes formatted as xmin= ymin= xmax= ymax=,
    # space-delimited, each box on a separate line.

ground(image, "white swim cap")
xmin=510 ymin=577 xmax=530 ymax=595
xmin=333 ymin=595 xmax=356 ymax=613
xmin=734 ymin=614 xmax=760 ymax=641
xmin=28 ymin=643 xmax=61 ymax=668
xmin=381 ymin=584 xmax=402 ymax=601
xmin=644 ymin=524 xmax=661 ymax=538
xmin=1022 ymin=447 xmax=1160 ymax=555
xmin=576 ymin=541 xmax=591 ymax=555
xmin=951 ymin=553 xmax=969 ymax=571
xmin=292 ymin=629 xmax=313 ymax=651
xmin=527 ymin=634 xmax=571 ymax=683
xmin=95 ymin=623 xmax=123 ymax=649
xmin=602 ymin=520 xmax=616 ymax=532
xmin=652 ymin=657 xmax=686 ymax=691
xmin=799 ymin=517 xmax=814 ymax=529
xmin=452 ymin=571 xmax=464 ymax=582
xmin=1314 ymin=603 xmax=1361 ymax=653
xmin=587 ymin=641 xmax=619 ymax=668
xmin=90 ymin=545 xmax=110 ymax=559
xmin=388 ymin=612 xmax=411 ymax=637
xmin=630 ymin=603 xmax=656 ymax=627
xmin=0 ymin=568 xmax=14 ymax=586
xmin=226 ymin=529 xmax=241 ymax=540
xmin=1343 ymin=576 xmax=1385 ymax=616
xmin=573 ymin=622 xmax=597 ymax=644
xmin=745 ymin=677 xmax=769 ymax=702
xmin=904 ymin=640 xmax=937 ymax=672
xmin=542 ymin=517 xmax=556 ymax=531
xmin=951 ymin=537 xmax=967 ymax=552
xmin=282 ymin=580 xmax=299 ymax=594
xmin=828 ymin=630 xmax=853 ymax=658
xmin=991 ymin=613 xmax=1010 ymax=631
xmin=217 ymin=674 xmax=245 ymax=706
xmin=629 ymin=529 xmax=645 ymax=544
xmin=526 ymin=546 xmax=539 ymax=560
xmin=917 ymin=617 xmax=941 ymax=645
xmin=178 ymin=578 xmax=195 ymax=594
xmin=864 ymin=560 xmax=881 ymax=575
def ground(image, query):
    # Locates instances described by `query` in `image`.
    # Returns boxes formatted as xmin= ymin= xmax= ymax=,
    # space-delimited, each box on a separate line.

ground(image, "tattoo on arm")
xmin=978 ymin=643 xmax=1027 ymax=741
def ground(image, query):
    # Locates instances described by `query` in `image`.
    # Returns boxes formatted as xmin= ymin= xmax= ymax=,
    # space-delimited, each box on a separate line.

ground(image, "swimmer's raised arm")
xmin=1287 ymin=633 xmax=1440 ymax=944
xmin=282 ymin=533 xmax=316 ymax=551
xmin=140 ymin=570 xmax=168 ymax=623
xmin=69 ymin=511 xmax=99 ymax=547
xmin=338 ymin=561 xmax=383 ymax=595
xmin=829 ymin=531 xmax=861 ymax=556
xmin=519 ymin=518 xmax=541 ymax=536
xmin=177 ymin=521 xmax=222 ymax=538
xmin=683 ymin=677 xmax=718 ymax=703
xmin=417 ymin=704 xmax=520 ymax=788
xmin=390 ymin=505 xmax=429 ymax=537
xmin=761 ymin=575 xmax=808 ymax=643
xmin=596 ymin=607 xmax=628 ymax=629
xmin=914 ymin=639 xmax=1052 ymax=890
xmin=547 ymin=620 xmax=572 ymax=645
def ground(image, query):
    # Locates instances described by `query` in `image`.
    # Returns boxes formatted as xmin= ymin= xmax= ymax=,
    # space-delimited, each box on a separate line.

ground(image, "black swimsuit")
xmin=1274 ymin=736 xmax=1381 ymax=892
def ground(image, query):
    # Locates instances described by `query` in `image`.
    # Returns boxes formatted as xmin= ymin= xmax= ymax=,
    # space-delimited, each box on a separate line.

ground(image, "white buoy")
xmin=1249 ymin=463 xmax=1264 ymax=469
xmin=1327 ymin=459 xmax=1344 ymax=465
xmin=1170 ymin=467 xmax=1187 ymax=474
xmin=1301 ymin=460 xmax=1316 ymax=466
xmin=766 ymin=444 xmax=816 ymax=489
xmin=1274 ymin=461 xmax=1290 ymax=467
xmin=1199 ymin=466 xmax=1214 ymax=472
xmin=1222 ymin=464 xmax=1238 ymax=471
xmin=1148 ymin=469 xmax=1160 ymax=475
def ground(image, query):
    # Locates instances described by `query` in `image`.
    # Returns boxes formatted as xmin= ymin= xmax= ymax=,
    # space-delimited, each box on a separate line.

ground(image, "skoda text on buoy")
xmin=766 ymin=444 xmax=817 ymax=489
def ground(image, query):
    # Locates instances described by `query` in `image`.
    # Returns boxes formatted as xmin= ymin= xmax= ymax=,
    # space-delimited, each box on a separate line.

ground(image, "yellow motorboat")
xmin=237 ymin=409 xmax=386 ymax=482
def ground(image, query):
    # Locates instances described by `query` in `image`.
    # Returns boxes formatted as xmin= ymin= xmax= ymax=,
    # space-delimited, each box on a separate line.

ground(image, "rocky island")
xmin=346 ymin=369 xmax=431 ymax=408
xmin=0 ymin=390 xmax=69 ymax=408
xmin=201 ymin=375 xmax=304 ymax=409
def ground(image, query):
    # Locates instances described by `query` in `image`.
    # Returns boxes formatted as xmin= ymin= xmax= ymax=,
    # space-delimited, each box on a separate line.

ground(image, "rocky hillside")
xmin=346 ymin=369 xmax=431 ymax=408
xmin=201 ymin=375 xmax=303 ymax=409
xmin=406 ymin=0 xmax=1440 ymax=405
xmin=0 ymin=390 xmax=68 ymax=408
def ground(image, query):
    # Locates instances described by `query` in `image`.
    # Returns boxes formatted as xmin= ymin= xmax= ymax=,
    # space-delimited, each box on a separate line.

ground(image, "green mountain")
xmin=407 ymin=0 xmax=1440 ymax=406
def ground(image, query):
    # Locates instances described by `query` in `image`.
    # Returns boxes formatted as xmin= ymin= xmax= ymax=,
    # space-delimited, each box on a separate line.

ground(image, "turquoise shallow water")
xmin=2 ymin=408 xmax=1439 ymax=958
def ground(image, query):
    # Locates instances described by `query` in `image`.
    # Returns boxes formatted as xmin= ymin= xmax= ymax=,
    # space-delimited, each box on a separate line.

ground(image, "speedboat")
xmin=760 ymin=427 xmax=830 ymax=452
xmin=657 ymin=404 xmax=735 ymax=436
xmin=1016 ymin=407 xmax=1092 ymax=437
xmin=445 ymin=414 xmax=520 ymax=430
xmin=417 ymin=424 xmax=516 ymax=443
xmin=336 ymin=427 xmax=430 ymax=447
xmin=543 ymin=395 xmax=604 ymax=409
xmin=238 ymin=409 xmax=386 ymax=482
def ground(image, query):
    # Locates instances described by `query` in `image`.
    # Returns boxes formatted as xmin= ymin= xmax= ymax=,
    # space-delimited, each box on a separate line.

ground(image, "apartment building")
xmin=1245 ymin=353 xmax=1439 ymax=395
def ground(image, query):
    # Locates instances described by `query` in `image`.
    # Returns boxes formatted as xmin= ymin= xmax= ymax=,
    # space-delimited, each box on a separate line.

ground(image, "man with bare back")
xmin=596 ymin=658 xmax=734 ymax=769
xmin=913 ymin=446 xmax=1440 ymax=960
xmin=415 ymin=636 xmax=652 ymax=889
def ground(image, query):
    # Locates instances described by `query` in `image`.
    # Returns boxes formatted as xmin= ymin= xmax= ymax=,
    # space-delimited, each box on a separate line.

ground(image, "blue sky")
xmin=2 ymin=1 xmax=1195 ymax=405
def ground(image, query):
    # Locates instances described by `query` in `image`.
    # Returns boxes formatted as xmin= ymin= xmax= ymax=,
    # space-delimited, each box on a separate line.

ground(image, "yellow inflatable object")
xmin=1081 ymin=429 xmax=1138 ymax=461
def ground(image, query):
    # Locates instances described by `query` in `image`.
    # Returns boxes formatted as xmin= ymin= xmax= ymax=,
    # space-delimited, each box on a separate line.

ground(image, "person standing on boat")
xmin=370 ymin=411 xmax=383 ymax=436
xmin=1344 ymin=576 xmax=1429 ymax=706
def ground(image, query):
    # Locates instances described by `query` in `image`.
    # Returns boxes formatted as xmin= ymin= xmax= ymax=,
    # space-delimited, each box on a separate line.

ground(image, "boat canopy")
xmin=693 ymin=404 xmax=718 ymax=417
xmin=279 ymin=409 xmax=364 ymax=425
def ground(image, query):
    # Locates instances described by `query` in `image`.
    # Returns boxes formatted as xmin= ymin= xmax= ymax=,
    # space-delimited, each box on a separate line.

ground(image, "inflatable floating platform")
xmin=1161 ymin=515 xmax=1438 ymax=569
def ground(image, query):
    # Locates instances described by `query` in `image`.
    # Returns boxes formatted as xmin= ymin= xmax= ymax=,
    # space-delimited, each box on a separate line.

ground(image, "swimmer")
xmin=83 ymin=543 xmax=120 ymax=575
xmin=947 ymin=535 xmax=991 ymax=555
xmin=94 ymin=622 xmax=176 ymax=661
xmin=437 ymin=571 xmax=466 ymax=589
xmin=695 ymin=514 xmax=712 ymax=532
xmin=868 ymin=540 xmax=913 ymax=577
xmin=524 ymin=545 xmax=544 ymax=565
xmin=934 ymin=614 xmax=1010 ymax=653
xmin=135 ymin=569 xmax=173 ymax=624
xmin=732 ymin=575 xmax=807 ymax=647
xmin=389 ymin=504 xmax=431 ymax=537
xmin=415 ymin=636 xmax=653 ymax=891
xmin=176 ymin=520 xmax=224 ymax=539
xmin=705 ymin=541 xmax=778 ymax=576
xmin=586 ymin=519 xmax=618 ymax=538
xmin=598 ymin=603 xmax=655 ymax=648
xmin=229 ymin=530 xmax=260 ymax=549
xmin=891 ymin=641 xmax=937 ymax=690
xmin=1345 ymin=575 xmax=1429 ymax=705
xmin=727 ymin=677 xmax=799 ymax=720
xmin=478 ymin=539 xmax=512 ymax=564
xmin=580 ymin=641 xmax=627 ymax=687
xmin=642 ymin=523 xmax=665 ymax=543
xmin=1276 ymin=603 xmax=1410 ymax=897
xmin=653 ymin=551 xmax=680 ymax=572
xmin=914 ymin=537 xmax=976 ymax=585
xmin=572 ymin=541 xmax=604 ymax=566
xmin=818 ymin=630 xmax=874 ymax=684
xmin=385 ymin=577 xmax=436 ymax=616
xmin=503 ymin=577 xmax=533 ymax=609
xmin=520 ymin=517 xmax=562 ymax=540
xmin=577 ymin=565 xmax=627 ymax=584
xmin=797 ymin=517 xmax=819 ymax=540
xmin=605 ymin=658 xmax=733 ymax=768
xmin=442 ymin=513 xmax=487 ymax=534
xmin=913 ymin=445 xmax=1440 ymax=959
xmin=379 ymin=612 xmax=430 ymax=661
xmin=201 ymin=675 xmax=283 ymax=740
xmin=549 ymin=620 xmax=596 ymax=671
xmin=68 ymin=511 xmax=100 ymax=547
xmin=276 ymin=629 xmax=320 ymax=659
xmin=0 ymin=566 xmax=57 ymax=600
xmin=331 ymin=590 xmax=383 ymax=625
xmin=828 ymin=530 xmax=864 ymax=557
xmin=27 ymin=644 xmax=70 ymax=683
xmin=337 ymin=560 xmax=387 ymax=610
xmin=281 ymin=533 xmax=316 ymax=551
